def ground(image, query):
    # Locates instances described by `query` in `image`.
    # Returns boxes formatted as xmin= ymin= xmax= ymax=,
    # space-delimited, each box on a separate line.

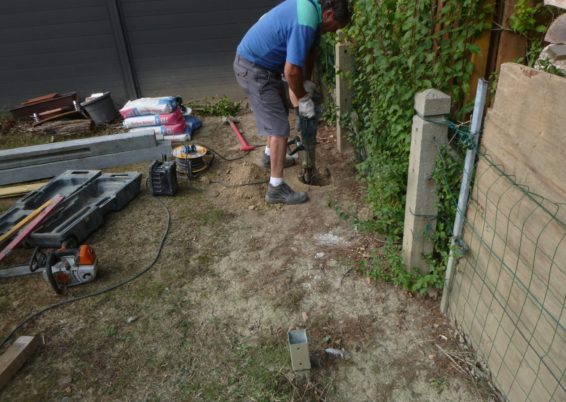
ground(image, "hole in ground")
xmin=298 ymin=167 xmax=331 ymax=187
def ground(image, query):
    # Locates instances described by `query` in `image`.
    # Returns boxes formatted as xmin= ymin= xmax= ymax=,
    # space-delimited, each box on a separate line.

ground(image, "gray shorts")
xmin=233 ymin=55 xmax=290 ymax=138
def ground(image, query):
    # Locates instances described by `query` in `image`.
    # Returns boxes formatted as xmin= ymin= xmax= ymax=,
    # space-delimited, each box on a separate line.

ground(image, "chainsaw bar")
xmin=0 ymin=265 xmax=44 ymax=279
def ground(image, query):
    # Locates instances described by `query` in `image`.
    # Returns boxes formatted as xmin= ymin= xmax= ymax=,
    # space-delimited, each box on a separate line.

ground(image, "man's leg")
xmin=263 ymin=87 xmax=298 ymax=169
xmin=270 ymin=135 xmax=286 ymax=180
xmin=262 ymin=130 xmax=295 ymax=169
xmin=234 ymin=57 xmax=306 ymax=204
xmin=265 ymin=134 xmax=308 ymax=205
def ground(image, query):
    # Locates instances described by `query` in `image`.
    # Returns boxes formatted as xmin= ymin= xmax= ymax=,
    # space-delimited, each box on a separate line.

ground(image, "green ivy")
xmin=346 ymin=0 xmax=489 ymax=236
xmin=510 ymin=0 xmax=551 ymax=66
xmin=510 ymin=0 xmax=546 ymax=37
xmin=319 ymin=0 xmax=491 ymax=294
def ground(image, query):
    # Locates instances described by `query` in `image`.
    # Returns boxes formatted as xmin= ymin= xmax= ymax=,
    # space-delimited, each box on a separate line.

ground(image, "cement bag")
xmin=185 ymin=115 xmax=202 ymax=134
xmin=123 ymin=108 xmax=184 ymax=129
xmin=130 ymin=121 xmax=186 ymax=136
xmin=119 ymin=96 xmax=179 ymax=118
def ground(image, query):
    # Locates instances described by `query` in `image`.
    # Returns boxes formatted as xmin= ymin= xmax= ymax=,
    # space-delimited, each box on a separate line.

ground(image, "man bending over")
xmin=234 ymin=0 xmax=351 ymax=204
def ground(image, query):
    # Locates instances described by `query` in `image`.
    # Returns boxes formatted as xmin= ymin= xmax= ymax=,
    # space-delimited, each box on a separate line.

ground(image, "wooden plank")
xmin=9 ymin=92 xmax=77 ymax=120
xmin=454 ymin=232 xmax=564 ymax=400
xmin=0 ymin=335 xmax=41 ymax=390
xmin=0 ymin=198 xmax=52 ymax=244
xmin=466 ymin=0 xmax=496 ymax=103
xmin=495 ymin=0 xmax=528 ymax=73
xmin=483 ymin=64 xmax=566 ymax=210
xmin=0 ymin=182 xmax=47 ymax=199
xmin=466 ymin=163 xmax=566 ymax=362
xmin=472 ymin=162 xmax=566 ymax=288
xmin=32 ymin=111 xmax=84 ymax=127
xmin=450 ymin=62 xmax=566 ymax=400
xmin=31 ymin=119 xmax=91 ymax=135
xmin=468 ymin=160 xmax=565 ymax=323
xmin=0 ymin=194 xmax=64 ymax=262
xmin=21 ymin=93 xmax=60 ymax=105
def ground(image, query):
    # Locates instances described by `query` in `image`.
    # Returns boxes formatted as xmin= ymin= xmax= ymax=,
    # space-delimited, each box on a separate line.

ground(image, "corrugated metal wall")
xmin=0 ymin=0 xmax=278 ymax=112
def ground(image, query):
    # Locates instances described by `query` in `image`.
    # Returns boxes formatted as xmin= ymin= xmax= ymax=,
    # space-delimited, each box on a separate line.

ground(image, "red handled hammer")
xmin=222 ymin=116 xmax=256 ymax=152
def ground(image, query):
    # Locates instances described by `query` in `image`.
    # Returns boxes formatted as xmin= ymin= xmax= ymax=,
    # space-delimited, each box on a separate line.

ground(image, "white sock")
xmin=264 ymin=147 xmax=271 ymax=156
xmin=270 ymin=177 xmax=283 ymax=187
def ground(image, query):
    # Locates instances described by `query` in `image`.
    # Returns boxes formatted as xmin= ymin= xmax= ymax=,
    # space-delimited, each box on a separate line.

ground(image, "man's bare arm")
xmin=284 ymin=62 xmax=307 ymax=103
xmin=304 ymin=47 xmax=316 ymax=81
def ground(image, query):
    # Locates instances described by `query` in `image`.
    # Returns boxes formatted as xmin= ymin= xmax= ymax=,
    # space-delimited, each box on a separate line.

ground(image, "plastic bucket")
xmin=80 ymin=92 xmax=119 ymax=125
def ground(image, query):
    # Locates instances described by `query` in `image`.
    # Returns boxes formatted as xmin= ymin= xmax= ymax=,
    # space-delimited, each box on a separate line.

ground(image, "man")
xmin=234 ymin=0 xmax=351 ymax=205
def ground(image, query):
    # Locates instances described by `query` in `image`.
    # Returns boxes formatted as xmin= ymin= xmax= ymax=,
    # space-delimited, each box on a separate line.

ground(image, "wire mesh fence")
xmin=444 ymin=146 xmax=566 ymax=401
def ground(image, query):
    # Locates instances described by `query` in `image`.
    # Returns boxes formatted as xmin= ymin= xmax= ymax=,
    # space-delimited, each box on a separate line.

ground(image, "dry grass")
xmin=0 ymin=115 xmax=498 ymax=401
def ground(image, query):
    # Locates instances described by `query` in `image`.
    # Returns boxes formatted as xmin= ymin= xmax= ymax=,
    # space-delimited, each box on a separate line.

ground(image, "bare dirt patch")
xmin=0 ymin=111 xmax=496 ymax=401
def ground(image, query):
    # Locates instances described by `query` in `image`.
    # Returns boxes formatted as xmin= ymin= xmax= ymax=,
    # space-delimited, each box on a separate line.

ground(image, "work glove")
xmin=298 ymin=95 xmax=315 ymax=118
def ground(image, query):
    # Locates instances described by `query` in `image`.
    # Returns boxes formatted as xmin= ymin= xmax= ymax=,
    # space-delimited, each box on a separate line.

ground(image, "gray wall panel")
xmin=3 ymin=0 xmax=101 ymax=13
xmin=121 ymin=0 xmax=280 ymax=101
xmin=0 ymin=0 xmax=281 ymax=112
xmin=0 ymin=1 xmax=127 ymax=111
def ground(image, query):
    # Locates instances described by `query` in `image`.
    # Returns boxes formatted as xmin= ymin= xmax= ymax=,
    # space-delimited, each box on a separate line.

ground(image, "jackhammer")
xmin=291 ymin=91 xmax=322 ymax=185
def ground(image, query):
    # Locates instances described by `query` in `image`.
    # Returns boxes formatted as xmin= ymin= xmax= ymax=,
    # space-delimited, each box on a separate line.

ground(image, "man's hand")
xmin=284 ymin=63 xmax=318 ymax=113
xmin=298 ymin=95 xmax=315 ymax=118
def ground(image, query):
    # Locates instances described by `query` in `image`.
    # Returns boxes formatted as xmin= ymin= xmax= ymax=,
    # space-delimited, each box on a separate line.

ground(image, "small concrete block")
xmin=288 ymin=329 xmax=311 ymax=371
xmin=414 ymin=89 xmax=451 ymax=117
xmin=547 ymin=44 xmax=566 ymax=61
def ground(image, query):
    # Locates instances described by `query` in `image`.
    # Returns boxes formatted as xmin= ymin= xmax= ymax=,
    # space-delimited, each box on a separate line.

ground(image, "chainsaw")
xmin=30 ymin=245 xmax=97 ymax=294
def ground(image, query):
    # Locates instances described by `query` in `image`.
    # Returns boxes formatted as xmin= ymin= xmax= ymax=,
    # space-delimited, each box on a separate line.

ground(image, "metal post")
xmin=440 ymin=79 xmax=488 ymax=314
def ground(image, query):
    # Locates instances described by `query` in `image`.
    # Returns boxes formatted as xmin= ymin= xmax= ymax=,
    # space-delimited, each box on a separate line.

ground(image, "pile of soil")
xmin=212 ymin=160 xmax=268 ymax=208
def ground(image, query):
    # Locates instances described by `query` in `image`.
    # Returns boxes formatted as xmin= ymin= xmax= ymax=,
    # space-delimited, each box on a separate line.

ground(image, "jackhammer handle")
xmin=288 ymin=144 xmax=304 ymax=156
xmin=287 ymin=136 xmax=304 ymax=155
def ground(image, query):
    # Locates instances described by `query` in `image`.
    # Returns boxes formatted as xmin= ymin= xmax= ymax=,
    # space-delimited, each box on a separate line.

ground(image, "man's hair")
xmin=320 ymin=0 xmax=352 ymax=24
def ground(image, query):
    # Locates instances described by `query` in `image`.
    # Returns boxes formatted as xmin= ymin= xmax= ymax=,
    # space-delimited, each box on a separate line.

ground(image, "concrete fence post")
xmin=335 ymin=41 xmax=353 ymax=152
xmin=402 ymin=89 xmax=451 ymax=273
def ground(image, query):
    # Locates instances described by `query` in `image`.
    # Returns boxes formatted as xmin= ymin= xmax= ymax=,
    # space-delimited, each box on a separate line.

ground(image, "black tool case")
xmin=0 ymin=170 xmax=100 ymax=236
xmin=0 ymin=170 xmax=142 ymax=248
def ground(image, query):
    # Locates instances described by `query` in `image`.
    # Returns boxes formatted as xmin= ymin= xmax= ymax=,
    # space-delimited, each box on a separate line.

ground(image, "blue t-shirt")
xmin=237 ymin=0 xmax=322 ymax=72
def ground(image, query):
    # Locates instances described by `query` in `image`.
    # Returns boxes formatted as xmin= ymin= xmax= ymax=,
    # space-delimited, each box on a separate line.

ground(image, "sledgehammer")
xmin=222 ymin=116 xmax=256 ymax=152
